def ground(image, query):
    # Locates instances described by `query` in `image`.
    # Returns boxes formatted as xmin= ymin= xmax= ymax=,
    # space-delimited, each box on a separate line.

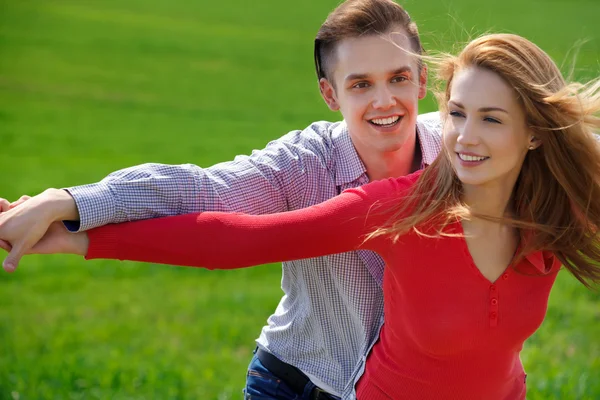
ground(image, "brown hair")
xmin=371 ymin=34 xmax=600 ymax=288
xmin=314 ymin=0 xmax=423 ymax=81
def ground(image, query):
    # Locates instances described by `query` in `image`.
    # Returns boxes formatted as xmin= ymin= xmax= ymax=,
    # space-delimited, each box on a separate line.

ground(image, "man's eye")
xmin=391 ymin=76 xmax=408 ymax=83
xmin=352 ymin=82 xmax=369 ymax=89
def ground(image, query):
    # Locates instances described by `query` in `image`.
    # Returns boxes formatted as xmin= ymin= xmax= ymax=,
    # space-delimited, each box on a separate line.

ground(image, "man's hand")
xmin=0 ymin=195 xmax=32 ymax=212
xmin=0 ymin=189 xmax=80 ymax=272
xmin=0 ymin=221 xmax=89 ymax=260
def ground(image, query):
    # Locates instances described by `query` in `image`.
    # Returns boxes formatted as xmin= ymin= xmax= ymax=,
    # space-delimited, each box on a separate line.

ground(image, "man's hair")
xmin=314 ymin=0 xmax=423 ymax=81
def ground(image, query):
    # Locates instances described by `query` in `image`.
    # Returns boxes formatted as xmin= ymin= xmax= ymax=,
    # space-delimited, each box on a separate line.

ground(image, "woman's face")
xmin=443 ymin=66 xmax=534 ymax=191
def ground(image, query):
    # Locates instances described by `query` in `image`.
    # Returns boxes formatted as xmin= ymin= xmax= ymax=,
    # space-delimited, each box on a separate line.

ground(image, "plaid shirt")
xmin=65 ymin=112 xmax=443 ymax=397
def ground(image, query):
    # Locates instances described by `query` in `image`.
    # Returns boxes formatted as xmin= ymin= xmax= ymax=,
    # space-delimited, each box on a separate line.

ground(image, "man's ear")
xmin=418 ymin=64 xmax=428 ymax=100
xmin=319 ymin=78 xmax=340 ymax=111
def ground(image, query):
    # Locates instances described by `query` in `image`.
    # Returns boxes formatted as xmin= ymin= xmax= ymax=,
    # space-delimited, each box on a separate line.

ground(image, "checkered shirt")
xmin=65 ymin=112 xmax=443 ymax=397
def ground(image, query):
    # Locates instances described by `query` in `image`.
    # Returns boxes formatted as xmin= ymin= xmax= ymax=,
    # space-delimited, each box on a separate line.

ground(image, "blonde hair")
xmin=371 ymin=34 xmax=600 ymax=287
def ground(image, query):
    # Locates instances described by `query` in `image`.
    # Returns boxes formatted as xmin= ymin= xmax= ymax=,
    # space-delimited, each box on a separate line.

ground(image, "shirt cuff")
xmin=62 ymin=182 xmax=117 ymax=232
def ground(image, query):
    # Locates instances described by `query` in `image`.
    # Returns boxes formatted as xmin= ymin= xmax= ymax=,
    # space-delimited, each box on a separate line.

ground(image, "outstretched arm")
xmin=82 ymin=174 xmax=418 ymax=269
xmin=64 ymin=124 xmax=337 ymax=231
xmin=0 ymin=124 xmax=333 ymax=271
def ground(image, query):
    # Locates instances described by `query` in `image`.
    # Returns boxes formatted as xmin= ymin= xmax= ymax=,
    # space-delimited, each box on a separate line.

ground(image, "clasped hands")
xmin=0 ymin=190 xmax=88 ymax=272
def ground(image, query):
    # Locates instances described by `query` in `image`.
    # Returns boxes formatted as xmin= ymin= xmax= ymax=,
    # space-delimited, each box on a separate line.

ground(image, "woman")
xmin=8 ymin=34 xmax=600 ymax=399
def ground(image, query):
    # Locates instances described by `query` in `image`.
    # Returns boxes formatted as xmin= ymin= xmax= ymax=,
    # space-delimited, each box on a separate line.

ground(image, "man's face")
xmin=320 ymin=29 xmax=427 ymax=157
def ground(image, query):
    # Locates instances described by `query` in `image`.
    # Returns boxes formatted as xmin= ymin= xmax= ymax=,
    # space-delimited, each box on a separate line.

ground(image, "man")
xmin=0 ymin=0 xmax=442 ymax=398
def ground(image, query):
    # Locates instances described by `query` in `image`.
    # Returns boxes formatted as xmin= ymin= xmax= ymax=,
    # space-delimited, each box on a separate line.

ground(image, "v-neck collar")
xmin=452 ymin=220 xmax=555 ymax=284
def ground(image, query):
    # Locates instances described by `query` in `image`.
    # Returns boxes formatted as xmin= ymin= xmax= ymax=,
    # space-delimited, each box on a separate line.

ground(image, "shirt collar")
xmin=523 ymin=250 xmax=557 ymax=274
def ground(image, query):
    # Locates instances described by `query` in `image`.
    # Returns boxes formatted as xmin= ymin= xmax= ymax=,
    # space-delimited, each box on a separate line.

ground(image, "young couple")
xmin=1 ymin=0 xmax=599 ymax=399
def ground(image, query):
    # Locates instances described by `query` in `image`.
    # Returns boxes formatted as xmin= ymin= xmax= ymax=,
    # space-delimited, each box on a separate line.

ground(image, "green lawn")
xmin=1 ymin=0 xmax=599 ymax=399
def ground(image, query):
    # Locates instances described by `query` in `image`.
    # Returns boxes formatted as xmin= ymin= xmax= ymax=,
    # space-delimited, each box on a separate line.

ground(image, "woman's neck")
xmin=461 ymin=181 xmax=515 ymax=221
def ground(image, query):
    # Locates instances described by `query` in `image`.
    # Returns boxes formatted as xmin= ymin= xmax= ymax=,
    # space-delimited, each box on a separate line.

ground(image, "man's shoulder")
xmin=416 ymin=111 xmax=442 ymax=138
xmin=264 ymin=120 xmax=343 ymax=161
xmin=278 ymin=120 xmax=342 ymax=144
xmin=416 ymin=111 xmax=443 ymax=164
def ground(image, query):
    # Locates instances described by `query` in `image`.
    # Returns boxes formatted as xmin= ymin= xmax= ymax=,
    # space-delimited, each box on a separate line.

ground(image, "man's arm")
xmin=66 ymin=126 xmax=334 ymax=231
xmin=0 ymin=123 xmax=335 ymax=271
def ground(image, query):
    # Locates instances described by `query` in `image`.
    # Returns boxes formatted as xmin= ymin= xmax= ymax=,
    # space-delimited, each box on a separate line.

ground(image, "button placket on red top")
xmin=489 ymin=284 xmax=500 ymax=327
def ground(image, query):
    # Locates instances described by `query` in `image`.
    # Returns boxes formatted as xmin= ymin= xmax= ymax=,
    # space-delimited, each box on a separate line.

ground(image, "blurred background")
xmin=0 ymin=0 xmax=599 ymax=398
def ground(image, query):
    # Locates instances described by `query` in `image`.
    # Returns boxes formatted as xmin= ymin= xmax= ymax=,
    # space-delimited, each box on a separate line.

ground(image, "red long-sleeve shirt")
xmin=86 ymin=171 xmax=561 ymax=399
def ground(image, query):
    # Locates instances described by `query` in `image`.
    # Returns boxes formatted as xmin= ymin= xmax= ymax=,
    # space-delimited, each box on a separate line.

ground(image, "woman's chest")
xmin=380 ymin=234 xmax=559 ymax=356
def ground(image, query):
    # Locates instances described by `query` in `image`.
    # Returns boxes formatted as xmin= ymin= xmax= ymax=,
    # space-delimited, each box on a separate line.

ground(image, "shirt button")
xmin=490 ymin=312 xmax=497 ymax=318
xmin=491 ymin=298 xmax=498 ymax=305
xmin=490 ymin=285 xmax=496 ymax=292
xmin=502 ymin=273 xmax=509 ymax=280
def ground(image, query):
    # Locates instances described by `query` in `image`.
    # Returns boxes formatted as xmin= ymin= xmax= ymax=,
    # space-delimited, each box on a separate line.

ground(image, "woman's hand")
xmin=0 ymin=192 xmax=87 ymax=272
xmin=0 ymin=221 xmax=89 ymax=258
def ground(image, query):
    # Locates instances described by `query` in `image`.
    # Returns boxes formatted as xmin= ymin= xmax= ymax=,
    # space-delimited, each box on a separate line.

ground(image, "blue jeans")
xmin=243 ymin=349 xmax=339 ymax=400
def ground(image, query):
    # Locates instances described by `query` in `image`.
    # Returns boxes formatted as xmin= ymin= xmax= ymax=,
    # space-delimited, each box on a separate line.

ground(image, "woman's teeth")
xmin=458 ymin=153 xmax=488 ymax=162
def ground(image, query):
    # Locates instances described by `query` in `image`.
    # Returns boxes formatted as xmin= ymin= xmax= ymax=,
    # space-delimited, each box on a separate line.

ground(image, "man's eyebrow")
xmin=345 ymin=66 xmax=412 ymax=82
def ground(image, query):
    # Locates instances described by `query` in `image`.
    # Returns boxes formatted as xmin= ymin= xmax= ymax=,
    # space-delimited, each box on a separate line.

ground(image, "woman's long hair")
xmin=371 ymin=34 xmax=600 ymax=288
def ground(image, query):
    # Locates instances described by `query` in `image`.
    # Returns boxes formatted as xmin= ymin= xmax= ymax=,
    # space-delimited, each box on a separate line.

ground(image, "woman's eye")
xmin=449 ymin=110 xmax=464 ymax=118
xmin=484 ymin=117 xmax=501 ymax=124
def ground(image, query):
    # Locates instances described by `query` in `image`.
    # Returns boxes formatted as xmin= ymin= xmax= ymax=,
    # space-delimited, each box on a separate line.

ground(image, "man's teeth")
xmin=458 ymin=153 xmax=488 ymax=162
xmin=371 ymin=116 xmax=400 ymax=126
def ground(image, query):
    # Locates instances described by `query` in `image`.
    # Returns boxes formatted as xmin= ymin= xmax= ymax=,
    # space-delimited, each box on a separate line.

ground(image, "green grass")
xmin=1 ymin=0 xmax=599 ymax=398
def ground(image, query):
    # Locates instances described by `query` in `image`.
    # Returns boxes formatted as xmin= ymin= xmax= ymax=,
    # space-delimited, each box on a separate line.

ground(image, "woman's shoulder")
xmin=340 ymin=171 xmax=424 ymax=220
xmin=360 ymin=170 xmax=423 ymax=197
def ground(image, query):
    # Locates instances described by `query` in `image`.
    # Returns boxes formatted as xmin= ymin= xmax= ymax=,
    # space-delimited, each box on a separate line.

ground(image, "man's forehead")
xmin=334 ymin=39 xmax=419 ymax=79
xmin=336 ymin=32 xmax=414 ymax=57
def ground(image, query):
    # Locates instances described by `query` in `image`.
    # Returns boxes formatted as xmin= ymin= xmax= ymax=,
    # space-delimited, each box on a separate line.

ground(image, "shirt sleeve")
xmin=64 ymin=126 xmax=332 ymax=232
xmin=85 ymin=173 xmax=420 ymax=269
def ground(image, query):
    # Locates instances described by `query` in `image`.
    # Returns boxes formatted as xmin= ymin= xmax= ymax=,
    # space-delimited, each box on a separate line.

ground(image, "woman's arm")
xmin=83 ymin=173 xmax=420 ymax=269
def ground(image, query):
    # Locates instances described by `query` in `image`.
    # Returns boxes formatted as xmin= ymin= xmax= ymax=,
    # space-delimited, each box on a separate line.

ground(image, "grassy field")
xmin=0 ymin=0 xmax=599 ymax=399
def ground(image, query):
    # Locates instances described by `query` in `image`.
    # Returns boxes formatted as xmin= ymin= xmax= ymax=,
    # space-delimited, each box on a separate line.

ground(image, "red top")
xmin=86 ymin=171 xmax=561 ymax=399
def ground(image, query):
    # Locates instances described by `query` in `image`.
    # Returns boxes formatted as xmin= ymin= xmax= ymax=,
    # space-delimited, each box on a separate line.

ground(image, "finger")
xmin=0 ymin=198 xmax=9 ymax=212
xmin=9 ymin=195 xmax=32 ymax=210
xmin=3 ymin=244 xmax=24 ymax=273
xmin=0 ymin=239 xmax=11 ymax=252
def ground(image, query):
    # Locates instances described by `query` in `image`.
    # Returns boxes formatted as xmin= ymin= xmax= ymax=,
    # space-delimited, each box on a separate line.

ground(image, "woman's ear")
xmin=528 ymin=136 xmax=542 ymax=150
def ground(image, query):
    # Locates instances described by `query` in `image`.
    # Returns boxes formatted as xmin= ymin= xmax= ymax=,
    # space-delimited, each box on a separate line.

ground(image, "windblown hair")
xmin=314 ymin=0 xmax=422 ymax=81
xmin=371 ymin=34 xmax=600 ymax=287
